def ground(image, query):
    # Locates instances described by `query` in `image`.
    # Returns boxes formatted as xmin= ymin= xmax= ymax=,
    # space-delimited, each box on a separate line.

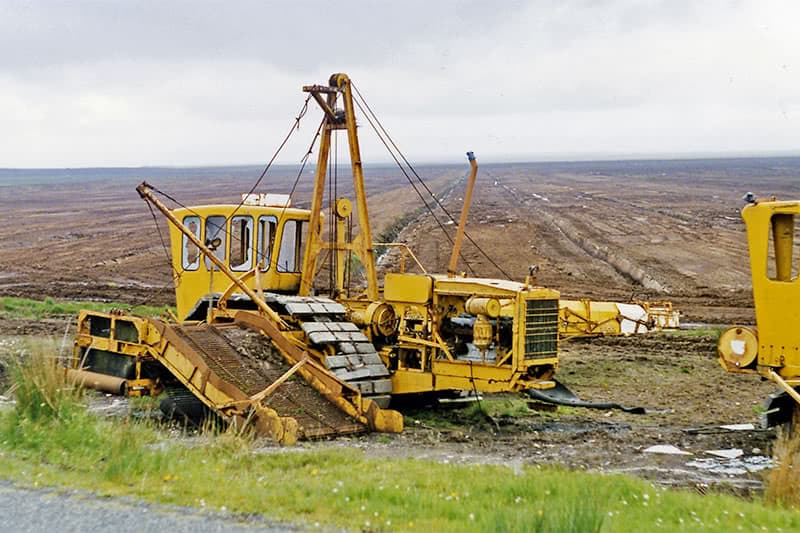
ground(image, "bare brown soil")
xmin=287 ymin=333 xmax=774 ymax=495
xmin=3 ymin=157 xmax=800 ymax=491
xmin=0 ymin=165 xmax=458 ymax=306
xmin=380 ymin=158 xmax=800 ymax=325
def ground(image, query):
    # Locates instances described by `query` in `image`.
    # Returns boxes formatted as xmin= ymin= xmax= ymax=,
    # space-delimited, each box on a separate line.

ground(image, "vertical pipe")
xmin=336 ymin=215 xmax=347 ymax=297
xmin=448 ymin=152 xmax=478 ymax=278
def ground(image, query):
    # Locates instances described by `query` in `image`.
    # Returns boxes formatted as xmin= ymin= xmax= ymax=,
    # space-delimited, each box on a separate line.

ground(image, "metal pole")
xmin=448 ymin=152 xmax=478 ymax=277
xmin=337 ymin=74 xmax=379 ymax=300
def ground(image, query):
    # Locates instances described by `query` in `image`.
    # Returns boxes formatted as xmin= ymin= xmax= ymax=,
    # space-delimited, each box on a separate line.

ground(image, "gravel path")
xmin=0 ymin=480 xmax=299 ymax=533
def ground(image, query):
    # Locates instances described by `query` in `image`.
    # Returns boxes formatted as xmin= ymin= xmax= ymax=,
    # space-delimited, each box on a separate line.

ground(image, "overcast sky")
xmin=0 ymin=0 xmax=797 ymax=167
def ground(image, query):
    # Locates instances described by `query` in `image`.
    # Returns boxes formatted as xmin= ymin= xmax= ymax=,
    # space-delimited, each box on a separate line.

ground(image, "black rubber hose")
xmin=525 ymin=380 xmax=646 ymax=414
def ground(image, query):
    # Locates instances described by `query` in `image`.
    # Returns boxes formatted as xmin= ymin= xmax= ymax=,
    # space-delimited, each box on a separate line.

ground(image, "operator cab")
xmin=168 ymin=195 xmax=311 ymax=320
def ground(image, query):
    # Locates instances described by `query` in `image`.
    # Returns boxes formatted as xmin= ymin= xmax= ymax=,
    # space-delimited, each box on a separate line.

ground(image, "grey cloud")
xmin=0 ymin=0 xmax=796 ymax=167
xmin=0 ymin=1 xmax=516 ymax=71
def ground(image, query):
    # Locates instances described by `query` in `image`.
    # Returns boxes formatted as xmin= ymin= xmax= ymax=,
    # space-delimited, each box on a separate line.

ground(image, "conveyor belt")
xmin=169 ymin=323 xmax=367 ymax=439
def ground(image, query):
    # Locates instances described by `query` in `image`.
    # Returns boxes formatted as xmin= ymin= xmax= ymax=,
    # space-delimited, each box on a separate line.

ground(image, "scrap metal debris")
xmin=687 ymin=455 xmax=773 ymax=475
xmin=706 ymin=448 xmax=744 ymax=460
xmin=643 ymin=444 xmax=692 ymax=455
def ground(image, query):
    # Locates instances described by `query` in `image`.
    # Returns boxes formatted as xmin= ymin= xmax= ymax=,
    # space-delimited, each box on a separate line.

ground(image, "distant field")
xmin=0 ymin=165 xmax=272 ymax=187
xmin=2 ymin=155 xmax=799 ymax=320
xmin=3 ymin=155 xmax=800 ymax=186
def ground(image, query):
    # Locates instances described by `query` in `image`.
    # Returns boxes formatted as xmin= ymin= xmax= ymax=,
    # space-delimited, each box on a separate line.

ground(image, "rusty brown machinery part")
xmin=66 ymin=368 xmax=127 ymax=395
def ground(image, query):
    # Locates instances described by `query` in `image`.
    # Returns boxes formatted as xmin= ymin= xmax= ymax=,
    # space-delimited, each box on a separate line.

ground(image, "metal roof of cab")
xmin=172 ymin=204 xmax=312 ymax=219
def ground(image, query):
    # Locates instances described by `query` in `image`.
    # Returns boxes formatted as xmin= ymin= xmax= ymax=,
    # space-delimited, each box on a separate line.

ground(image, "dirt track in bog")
xmin=2 ymin=157 xmax=800 ymax=490
xmin=379 ymin=157 xmax=800 ymax=325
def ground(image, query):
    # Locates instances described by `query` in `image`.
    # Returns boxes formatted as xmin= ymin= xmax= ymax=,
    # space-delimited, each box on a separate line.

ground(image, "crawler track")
xmin=265 ymin=294 xmax=393 ymax=407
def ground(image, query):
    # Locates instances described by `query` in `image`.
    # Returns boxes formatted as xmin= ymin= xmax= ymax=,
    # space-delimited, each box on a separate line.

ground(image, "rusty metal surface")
xmin=173 ymin=325 xmax=265 ymax=396
xmin=172 ymin=324 xmax=366 ymax=438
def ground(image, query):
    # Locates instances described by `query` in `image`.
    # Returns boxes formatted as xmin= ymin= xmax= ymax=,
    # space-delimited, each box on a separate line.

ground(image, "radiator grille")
xmin=524 ymin=299 xmax=559 ymax=359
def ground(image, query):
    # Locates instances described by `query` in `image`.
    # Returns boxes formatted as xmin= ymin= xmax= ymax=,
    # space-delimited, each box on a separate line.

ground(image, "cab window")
xmin=258 ymin=215 xmax=277 ymax=271
xmin=204 ymin=215 xmax=227 ymax=270
xmin=182 ymin=215 xmax=201 ymax=271
xmin=277 ymin=220 xmax=306 ymax=272
xmin=767 ymin=213 xmax=800 ymax=282
xmin=229 ymin=215 xmax=253 ymax=271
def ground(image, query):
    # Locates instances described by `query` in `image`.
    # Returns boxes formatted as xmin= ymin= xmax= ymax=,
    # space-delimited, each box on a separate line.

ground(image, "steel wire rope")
xmin=352 ymin=83 xmax=513 ymax=280
xmin=142 ymin=94 xmax=314 ymax=279
xmin=325 ymin=126 xmax=337 ymax=290
xmin=262 ymin=118 xmax=324 ymax=274
xmin=349 ymin=92 xmax=476 ymax=276
xmin=137 ymin=198 xmax=184 ymax=310
xmin=333 ymin=128 xmax=339 ymax=290
xmin=468 ymin=360 xmax=489 ymax=421
xmin=226 ymin=94 xmax=313 ymax=223
xmin=327 ymin=131 xmax=333 ymax=289
xmin=142 ymin=102 xmax=322 ymax=288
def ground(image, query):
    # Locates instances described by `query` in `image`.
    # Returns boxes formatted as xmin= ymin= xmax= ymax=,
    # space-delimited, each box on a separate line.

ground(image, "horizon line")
xmin=2 ymin=150 xmax=799 ymax=171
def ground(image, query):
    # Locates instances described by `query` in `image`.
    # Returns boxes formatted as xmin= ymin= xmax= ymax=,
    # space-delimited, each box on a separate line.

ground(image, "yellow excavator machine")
xmin=71 ymin=73 xmax=560 ymax=442
xmin=718 ymin=194 xmax=800 ymax=427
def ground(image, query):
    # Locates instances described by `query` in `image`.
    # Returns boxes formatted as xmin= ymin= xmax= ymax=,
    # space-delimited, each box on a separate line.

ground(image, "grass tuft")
xmin=9 ymin=347 xmax=82 ymax=423
xmin=0 ymin=296 xmax=171 ymax=321
xmin=664 ymin=327 xmax=724 ymax=340
xmin=766 ymin=424 xmax=800 ymax=508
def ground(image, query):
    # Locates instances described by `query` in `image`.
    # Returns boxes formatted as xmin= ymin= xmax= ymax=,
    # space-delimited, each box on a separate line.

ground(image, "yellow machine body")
xmin=719 ymin=198 xmax=800 ymax=426
xmin=160 ymin=210 xmax=560 ymax=396
xmin=560 ymin=299 xmax=625 ymax=337
xmin=72 ymin=310 xmax=402 ymax=443
xmin=559 ymin=299 xmax=679 ymax=338
xmin=381 ymin=273 xmax=559 ymax=394
xmin=719 ymin=199 xmax=800 ymax=378
xmin=72 ymin=73 xmax=560 ymax=442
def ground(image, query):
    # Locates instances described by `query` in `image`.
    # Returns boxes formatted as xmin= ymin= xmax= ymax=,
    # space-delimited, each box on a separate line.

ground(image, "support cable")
xmin=141 ymin=199 xmax=184 ymax=310
xmin=143 ymin=97 xmax=318 ymax=278
xmin=350 ymin=95 xmax=476 ymax=276
xmin=226 ymin=94 xmax=313 ymax=223
xmin=352 ymin=83 xmax=512 ymax=280
xmin=263 ymin=118 xmax=324 ymax=273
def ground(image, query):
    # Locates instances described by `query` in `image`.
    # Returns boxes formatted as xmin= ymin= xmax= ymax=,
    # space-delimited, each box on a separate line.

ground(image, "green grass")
xmin=3 ymin=410 xmax=800 ymax=532
xmin=3 ymin=352 xmax=800 ymax=531
xmin=468 ymin=397 xmax=532 ymax=419
xmin=664 ymin=327 xmax=724 ymax=340
xmin=0 ymin=296 xmax=171 ymax=321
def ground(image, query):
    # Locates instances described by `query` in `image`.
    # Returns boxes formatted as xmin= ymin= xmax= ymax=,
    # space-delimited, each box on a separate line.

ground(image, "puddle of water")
xmin=533 ymin=421 xmax=631 ymax=434
xmin=687 ymin=455 xmax=773 ymax=476
xmin=86 ymin=396 xmax=130 ymax=417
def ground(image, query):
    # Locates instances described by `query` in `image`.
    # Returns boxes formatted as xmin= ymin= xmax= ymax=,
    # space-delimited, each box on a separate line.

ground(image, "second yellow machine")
xmin=719 ymin=193 xmax=800 ymax=427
